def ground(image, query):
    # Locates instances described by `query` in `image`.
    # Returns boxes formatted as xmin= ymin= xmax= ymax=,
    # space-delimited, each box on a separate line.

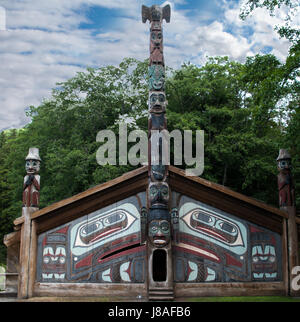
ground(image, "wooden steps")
xmin=148 ymin=287 xmax=174 ymax=301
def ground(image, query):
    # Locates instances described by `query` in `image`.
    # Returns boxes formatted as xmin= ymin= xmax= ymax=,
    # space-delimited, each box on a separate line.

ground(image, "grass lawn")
xmin=186 ymin=296 xmax=300 ymax=302
xmin=0 ymin=265 xmax=5 ymax=291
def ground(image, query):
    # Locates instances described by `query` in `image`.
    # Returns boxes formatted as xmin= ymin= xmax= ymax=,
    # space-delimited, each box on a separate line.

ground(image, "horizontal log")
xmin=34 ymin=282 xmax=147 ymax=298
xmin=174 ymin=282 xmax=286 ymax=297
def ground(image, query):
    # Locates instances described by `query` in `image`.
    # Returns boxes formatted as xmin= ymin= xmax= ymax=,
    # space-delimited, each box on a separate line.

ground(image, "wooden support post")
xmin=18 ymin=207 xmax=37 ymax=299
xmin=284 ymin=206 xmax=300 ymax=296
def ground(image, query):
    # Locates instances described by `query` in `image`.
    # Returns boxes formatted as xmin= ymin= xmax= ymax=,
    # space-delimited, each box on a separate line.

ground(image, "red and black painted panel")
xmin=172 ymin=194 xmax=282 ymax=283
xmin=36 ymin=194 xmax=147 ymax=283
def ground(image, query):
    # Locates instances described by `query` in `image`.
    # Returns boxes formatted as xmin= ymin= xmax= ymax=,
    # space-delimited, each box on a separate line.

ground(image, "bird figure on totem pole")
xmin=22 ymin=147 xmax=41 ymax=208
xmin=277 ymin=149 xmax=295 ymax=207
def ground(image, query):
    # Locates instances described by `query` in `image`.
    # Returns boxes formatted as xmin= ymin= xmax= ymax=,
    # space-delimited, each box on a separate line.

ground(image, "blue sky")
xmin=0 ymin=0 xmax=295 ymax=131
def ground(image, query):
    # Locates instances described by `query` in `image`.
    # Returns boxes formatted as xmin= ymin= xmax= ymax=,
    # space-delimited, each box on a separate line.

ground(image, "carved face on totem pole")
xmin=25 ymin=159 xmax=40 ymax=175
xmin=277 ymin=149 xmax=294 ymax=207
xmin=149 ymin=91 xmax=167 ymax=113
xmin=148 ymin=219 xmax=170 ymax=247
xmin=23 ymin=147 xmax=41 ymax=208
xmin=150 ymin=28 xmax=164 ymax=65
xmin=149 ymin=182 xmax=169 ymax=207
xmin=149 ymin=65 xmax=165 ymax=91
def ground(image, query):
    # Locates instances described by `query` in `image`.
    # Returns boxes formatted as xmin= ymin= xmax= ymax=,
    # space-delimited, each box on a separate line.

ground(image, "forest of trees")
xmin=0 ymin=0 xmax=299 ymax=264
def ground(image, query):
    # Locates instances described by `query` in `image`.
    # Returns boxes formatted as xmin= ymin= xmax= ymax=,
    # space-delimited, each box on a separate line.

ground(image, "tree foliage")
xmin=0 ymin=14 xmax=299 ymax=264
xmin=240 ymin=0 xmax=300 ymax=43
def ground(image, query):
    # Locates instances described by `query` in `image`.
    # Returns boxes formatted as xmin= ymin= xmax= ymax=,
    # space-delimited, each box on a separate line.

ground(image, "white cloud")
xmin=0 ymin=0 xmax=294 ymax=131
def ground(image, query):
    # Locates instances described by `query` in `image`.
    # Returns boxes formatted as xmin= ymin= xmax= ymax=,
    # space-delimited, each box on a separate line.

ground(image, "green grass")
xmin=186 ymin=296 xmax=300 ymax=302
xmin=0 ymin=265 xmax=5 ymax=291
xmin=22 ymin=296 xmax=300 ymax=302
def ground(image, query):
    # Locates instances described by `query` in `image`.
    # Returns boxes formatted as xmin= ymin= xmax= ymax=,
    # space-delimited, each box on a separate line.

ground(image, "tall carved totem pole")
xmin=277 ymin=149 xmax=299 ymax=295
xmin=142 ymin=4 xmax=173 ymax=299
xmin=19 ymin=147 xmax=41 ymax=298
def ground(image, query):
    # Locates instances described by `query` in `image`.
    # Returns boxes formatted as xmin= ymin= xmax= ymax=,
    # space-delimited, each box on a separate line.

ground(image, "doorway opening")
xmin=152 ymin=249 xmax=167 ymax=282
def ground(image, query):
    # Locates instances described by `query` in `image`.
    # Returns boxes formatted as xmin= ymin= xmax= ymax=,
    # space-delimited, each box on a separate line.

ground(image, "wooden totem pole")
xmin=19 ymin=147 xmax=41 ymax=298
xmin=142 ymin=4 xmax=174 ymax=300
xmin=277 ymin=149 xmax=299 ymax=295
xmin=23 ymin=147 xmax=41 ymax=208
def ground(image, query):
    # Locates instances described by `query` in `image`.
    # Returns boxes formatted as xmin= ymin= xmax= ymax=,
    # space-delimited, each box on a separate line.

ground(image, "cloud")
xmin=222 ymin=2 xmax=292 ymax=60
xmin=0 ymin=0 xmax=294 ymax=131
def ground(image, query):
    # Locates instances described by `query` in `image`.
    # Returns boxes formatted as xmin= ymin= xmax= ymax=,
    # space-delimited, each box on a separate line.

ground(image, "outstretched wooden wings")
xmin=142 ymin=4 xmax=171 ymax=23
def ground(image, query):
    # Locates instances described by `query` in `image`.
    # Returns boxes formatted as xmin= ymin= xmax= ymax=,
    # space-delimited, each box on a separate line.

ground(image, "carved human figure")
xmin=23 ymin=148 xmax=41 ymax=208
xmin=148 ymin=219 xmax=170 ymax=247
xmin=277 ymin=149 xmax=295 ymax=207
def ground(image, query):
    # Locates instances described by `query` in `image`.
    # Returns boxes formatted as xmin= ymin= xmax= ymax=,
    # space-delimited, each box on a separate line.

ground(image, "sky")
xmin=0 ymin=0 xmax=297 ymax=132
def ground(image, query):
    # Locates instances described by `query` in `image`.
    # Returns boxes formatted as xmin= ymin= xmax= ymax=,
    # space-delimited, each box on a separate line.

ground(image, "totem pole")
xmin=19 ymin=147 xmax=41 ymax=298
xmin=277 ymin=149 xmax=299 ymax=295
xmin=23 ymin=147 xmax=41 ymax=208
xmin=277 ymin=149 xmax=295 ymax=208
xmin=142 ymin=4 xmax=173 ymax=298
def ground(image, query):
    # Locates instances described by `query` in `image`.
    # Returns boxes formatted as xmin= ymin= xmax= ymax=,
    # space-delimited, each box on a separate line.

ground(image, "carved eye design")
xmin=150 ymin=185 xmax=158 ymax=198
xmin=160 ymin=185 xmax=169 ymax=198
xmin=160 ymin=221 xmax=170 ymax=233
xmin=150 ymin=93 xmax=165 ymax=104
xmin=151 ymin=226 xmax=158 ymax=233
xmin=158 ymin=94 xmax=165 ymax=102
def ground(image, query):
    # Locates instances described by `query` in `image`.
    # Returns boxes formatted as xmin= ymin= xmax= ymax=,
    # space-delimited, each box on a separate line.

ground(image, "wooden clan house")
xmin=3 ymin=4 xmax=300 ymax=300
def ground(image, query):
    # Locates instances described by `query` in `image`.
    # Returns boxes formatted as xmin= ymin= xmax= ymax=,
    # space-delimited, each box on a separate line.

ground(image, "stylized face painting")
xmin=41 ymin=231 xmax=67 ymax=281
xmin=149 ymin=92 xmax=166 ymax=113
xmin=148 ymin=219 xmax=170 ymax=247
xmin=25 ymin=159 xmax=40 ymax=174
xmin=149 ymin=182 xmax=169 ymax=207
xmin=252 ymin=244 xmax=277 ymax=280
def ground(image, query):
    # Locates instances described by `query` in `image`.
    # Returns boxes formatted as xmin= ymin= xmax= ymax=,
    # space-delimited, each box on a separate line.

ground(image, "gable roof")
xmin=14 ymin=165 xmax=288 ymax=235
